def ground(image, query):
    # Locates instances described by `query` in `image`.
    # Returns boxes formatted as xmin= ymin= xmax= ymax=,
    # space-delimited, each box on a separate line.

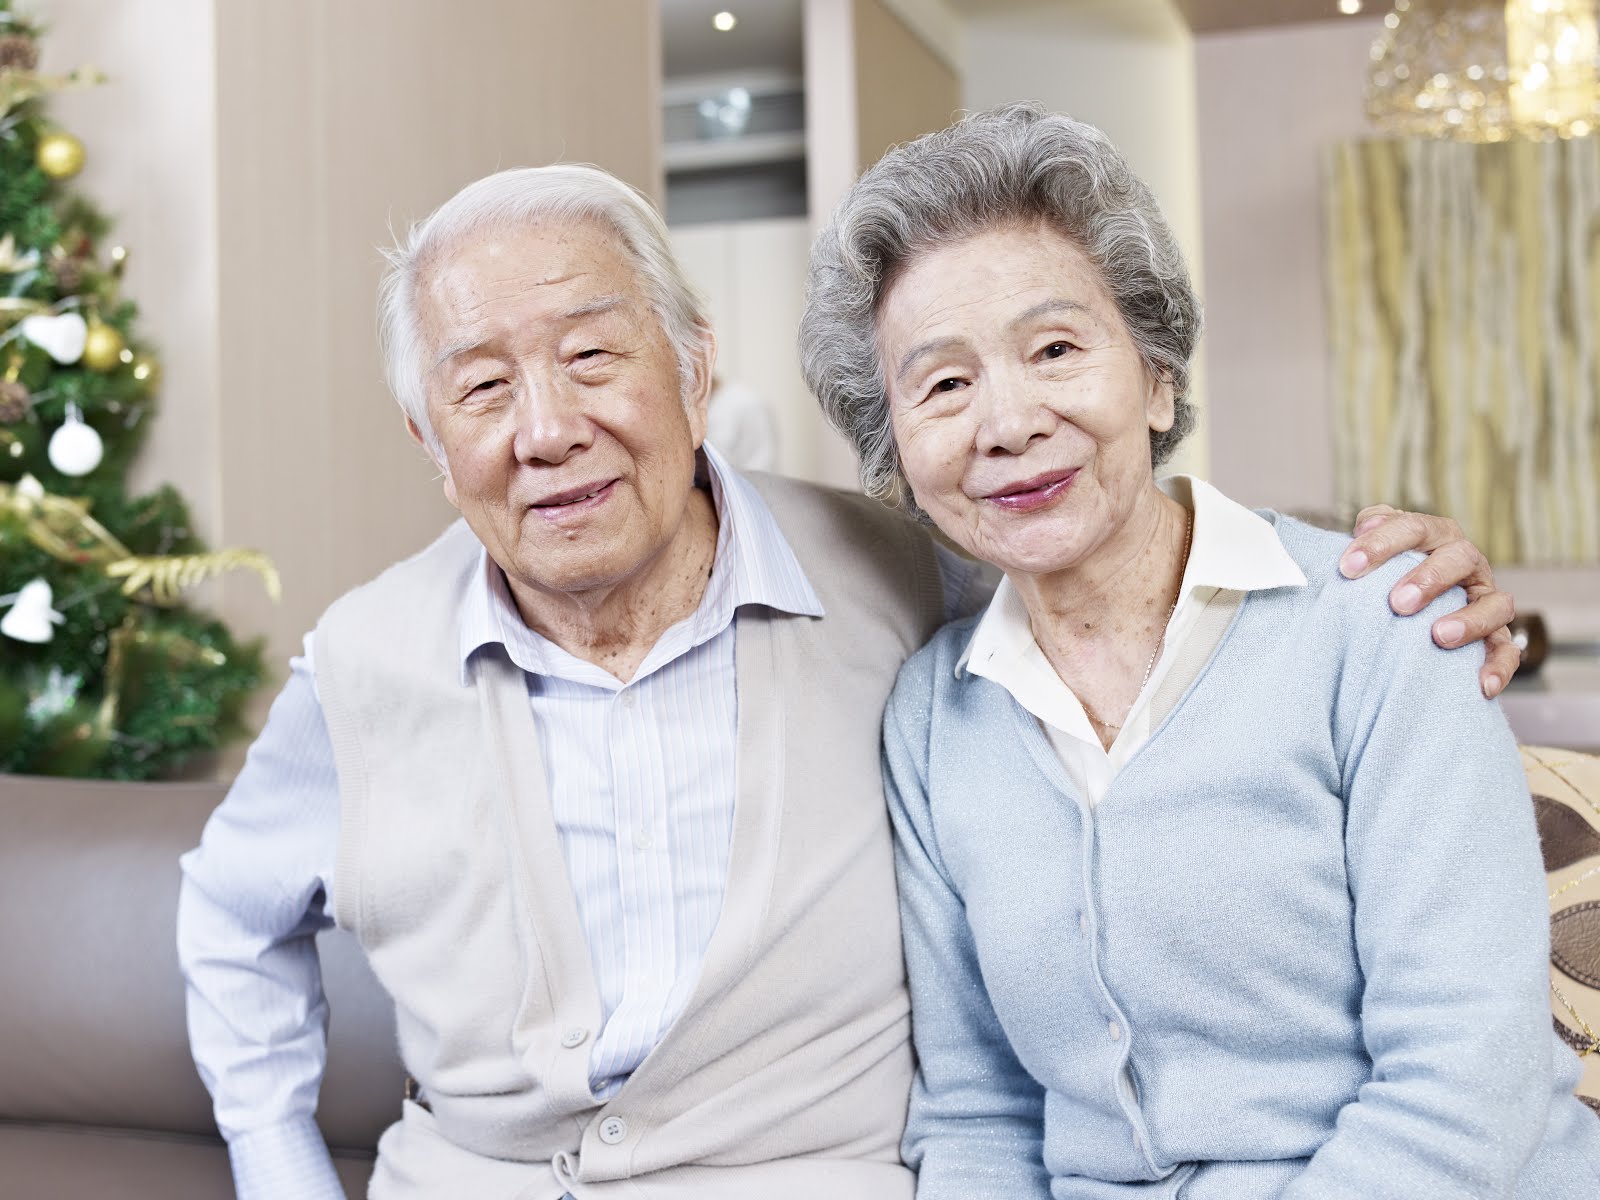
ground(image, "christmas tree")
xmin=0 ymin=3 xmax=274 ymax=780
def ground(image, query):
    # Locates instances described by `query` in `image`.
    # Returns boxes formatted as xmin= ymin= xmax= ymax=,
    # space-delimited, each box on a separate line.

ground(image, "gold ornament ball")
xmin=36 ymin=131 xmax=87 ymax=180
xmin=82 ymin=321 xmax=125 ymax=372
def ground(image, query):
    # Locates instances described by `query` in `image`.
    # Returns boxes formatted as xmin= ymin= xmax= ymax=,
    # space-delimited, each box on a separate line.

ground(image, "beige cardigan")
xmin=313 ymin=474 xmax=948 ymax=1200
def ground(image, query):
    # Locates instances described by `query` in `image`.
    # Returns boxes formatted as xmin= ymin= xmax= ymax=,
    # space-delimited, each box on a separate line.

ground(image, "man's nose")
xmin=512 ymin=376 xmax=592 ymax=465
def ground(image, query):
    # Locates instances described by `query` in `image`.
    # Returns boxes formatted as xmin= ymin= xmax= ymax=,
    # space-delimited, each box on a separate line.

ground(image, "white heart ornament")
xmin=20 ymin=312 xmax=88 ymax=364
xmin=0 ymin=578 xmax=65 ymax=644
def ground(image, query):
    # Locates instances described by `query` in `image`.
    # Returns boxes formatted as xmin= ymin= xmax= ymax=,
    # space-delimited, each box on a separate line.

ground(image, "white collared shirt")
xmin=957 ymin=476 xmax=1308 ymax=808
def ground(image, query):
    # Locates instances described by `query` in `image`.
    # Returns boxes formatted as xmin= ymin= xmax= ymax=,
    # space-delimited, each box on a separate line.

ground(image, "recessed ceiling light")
xmin=713 ymin=10 xmax=737 ymax=32
xmin=1338 ymin=0 xmax=1363 ymax=12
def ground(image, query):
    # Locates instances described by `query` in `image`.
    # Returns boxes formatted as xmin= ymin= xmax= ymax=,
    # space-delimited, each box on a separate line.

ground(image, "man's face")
xmin=411 ymin=218 xmax=712 ymax=612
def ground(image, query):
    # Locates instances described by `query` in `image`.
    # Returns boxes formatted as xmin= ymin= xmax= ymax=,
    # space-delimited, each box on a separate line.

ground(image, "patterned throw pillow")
xmin=1524 ymin=745 xmax=1600 ymax=1115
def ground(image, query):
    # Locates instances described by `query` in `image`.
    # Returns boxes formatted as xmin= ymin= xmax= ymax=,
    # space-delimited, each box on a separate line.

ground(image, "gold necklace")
xmin=1080 ymin=507 xmax=1193 ymax=734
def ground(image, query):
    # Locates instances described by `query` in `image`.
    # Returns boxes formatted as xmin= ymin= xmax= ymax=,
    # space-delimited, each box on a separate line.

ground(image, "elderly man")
xmin=177 ymin=164 xmax=1518 ymax=1200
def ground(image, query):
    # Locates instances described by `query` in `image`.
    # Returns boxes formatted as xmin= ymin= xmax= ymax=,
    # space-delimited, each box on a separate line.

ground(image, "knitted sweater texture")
xmin=886 ymin=514 xmax=1600 ymax=1200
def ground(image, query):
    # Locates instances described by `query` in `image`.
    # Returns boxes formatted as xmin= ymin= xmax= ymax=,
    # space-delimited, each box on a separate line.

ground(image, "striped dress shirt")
xmin=177 ymin=444 xmax=982 ymax=1199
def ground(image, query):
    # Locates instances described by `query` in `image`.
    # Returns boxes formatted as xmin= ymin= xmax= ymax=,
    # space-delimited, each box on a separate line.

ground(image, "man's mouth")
xmin=529 ymin=479 xmax=617 ymax=513
xmin=983 ymin=469 xmax=1079 ymax=513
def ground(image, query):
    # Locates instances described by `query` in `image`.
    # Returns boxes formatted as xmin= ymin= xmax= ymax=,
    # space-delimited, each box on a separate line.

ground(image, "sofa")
xmin=0 ymin=774 xmax=403 ymax=1199
xmin=1 ymin=753 xmax=1595 ymax=1200
xmin=1527 ymin=744 xmax=1600 ymax=1109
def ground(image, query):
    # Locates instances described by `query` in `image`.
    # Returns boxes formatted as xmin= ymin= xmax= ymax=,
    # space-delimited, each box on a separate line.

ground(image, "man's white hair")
xmin=378 ymin=164 xmax=712 ymax=456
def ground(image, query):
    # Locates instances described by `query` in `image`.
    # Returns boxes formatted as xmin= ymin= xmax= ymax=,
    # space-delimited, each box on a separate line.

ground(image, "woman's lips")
xmin=529 ymin=478 xmax=617 ymax=519
xmin=984 ymin=469 xmax=1078 ymax=513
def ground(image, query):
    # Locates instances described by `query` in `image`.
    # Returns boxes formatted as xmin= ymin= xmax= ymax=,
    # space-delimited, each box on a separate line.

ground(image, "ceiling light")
xmin=1367 ymin=0 xmax=1600 ymax=141
xmin=713 ymin=10 xmax=736 ymax=32
xmin=1339 ymin=0 xmax=1363 ymax=13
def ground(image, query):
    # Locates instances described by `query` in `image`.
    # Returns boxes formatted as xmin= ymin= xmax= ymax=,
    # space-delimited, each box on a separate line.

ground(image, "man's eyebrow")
xmin=432 ymin=339 xmax=483 ymax=371
xmin=561 ymin=294 xmax=627 ymax=321
xmin=430 ymin=294 xmax=629 ymax=371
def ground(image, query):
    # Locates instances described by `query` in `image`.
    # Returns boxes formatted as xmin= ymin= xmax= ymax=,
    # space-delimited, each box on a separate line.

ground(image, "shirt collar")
xmin=1161 ymin=474 xmax=1308 ymax=595
xmin=457 ymin=441 xmax=822 ymax=682
xmin=955 ymin=474 xmax=1306 ymax=677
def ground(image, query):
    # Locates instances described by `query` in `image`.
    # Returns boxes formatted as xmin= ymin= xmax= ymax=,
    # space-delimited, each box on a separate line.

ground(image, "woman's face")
xmin=876 ymin=221 xmax=1175 ymax=578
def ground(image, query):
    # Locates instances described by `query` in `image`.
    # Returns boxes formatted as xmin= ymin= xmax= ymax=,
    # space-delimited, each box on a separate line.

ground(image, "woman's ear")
xmin=1145 ymin=372 xmax=1176 ymax=434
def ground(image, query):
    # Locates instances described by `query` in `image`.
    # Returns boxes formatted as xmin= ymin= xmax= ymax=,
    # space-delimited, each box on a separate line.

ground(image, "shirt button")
xmin=560 ymin=1027 xmax=588 ymax=1049
xmin=633 ymin=829 xmax=654 ymax=851
xmin=598 ymin=1115 xmax=628 ymax=1144
xmin=619 ymin=691 xmax=637 ymax=709
xmin=1108 ymin=1019 xmax=1123 ymax=1042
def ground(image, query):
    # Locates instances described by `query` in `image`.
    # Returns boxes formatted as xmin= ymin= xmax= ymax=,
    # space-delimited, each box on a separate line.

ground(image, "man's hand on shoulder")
xmin=1336 ymin=504 xmax=1518 ymax=698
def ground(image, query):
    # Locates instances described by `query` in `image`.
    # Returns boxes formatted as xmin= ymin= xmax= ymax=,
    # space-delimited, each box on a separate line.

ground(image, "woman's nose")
xmin=976 ymin=380 xmax=1054 ymax=456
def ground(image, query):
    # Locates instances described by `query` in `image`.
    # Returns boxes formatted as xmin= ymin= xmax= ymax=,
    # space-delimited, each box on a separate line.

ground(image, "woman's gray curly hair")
xmin=798 ymin=103 xmax=1201 ymax=508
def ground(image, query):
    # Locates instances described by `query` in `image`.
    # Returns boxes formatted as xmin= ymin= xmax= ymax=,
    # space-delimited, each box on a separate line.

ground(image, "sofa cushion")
xmin=0 ymin=774 xmax=403 ymax=1151
xmin=0 ymin=1122 xmax=373 ymax=1199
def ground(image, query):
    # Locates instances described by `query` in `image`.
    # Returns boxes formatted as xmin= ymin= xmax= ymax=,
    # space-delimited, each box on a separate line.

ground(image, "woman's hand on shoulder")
xmin=1337 ymin=504 xmax=1518 ymax=698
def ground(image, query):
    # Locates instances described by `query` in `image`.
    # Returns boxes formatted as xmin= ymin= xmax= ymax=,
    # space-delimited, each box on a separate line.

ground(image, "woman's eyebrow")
xmin=896 ymin=336 xmax=966 ymax=386
xmin=1009 ymin=298 xmax=1087 ymax=330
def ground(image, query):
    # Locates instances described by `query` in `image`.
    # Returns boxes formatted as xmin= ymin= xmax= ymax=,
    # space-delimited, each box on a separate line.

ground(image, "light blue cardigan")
xmin=885 ymin=515 xmax=1600 ymax=1200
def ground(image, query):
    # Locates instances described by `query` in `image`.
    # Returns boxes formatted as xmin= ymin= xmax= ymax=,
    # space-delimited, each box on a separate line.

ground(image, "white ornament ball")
xmin=48 ymin=409 xmax=104 ymax=476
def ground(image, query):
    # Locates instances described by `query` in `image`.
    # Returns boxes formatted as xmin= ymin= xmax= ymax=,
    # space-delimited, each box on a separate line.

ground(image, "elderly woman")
xmin=799 ymin=104 xmax=1600 ymax=1200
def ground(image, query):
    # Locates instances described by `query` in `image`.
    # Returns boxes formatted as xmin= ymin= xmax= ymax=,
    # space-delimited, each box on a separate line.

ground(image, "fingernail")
xmin=1341 ymin=550 xmax=1368 ymax=578
xmin=1394 ymin=584 xmax=1423 ymax=614
xmin=1486 ymin=674 xmax=1503 ymax=697
xmin=1435 ymin=618 xmax=1464 ymax=644
xmin=1354 ymin=517 xmax=1385 ymax=536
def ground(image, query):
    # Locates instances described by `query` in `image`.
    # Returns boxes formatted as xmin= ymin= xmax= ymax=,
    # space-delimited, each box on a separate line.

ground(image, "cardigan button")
xmin=561 ymin=1027 xmax=589 ymax=1049
xmin=599 ymin=1116 xmax=629 ymax=1144
xmin=1108 ymin=1020 xmax=1123 ymax=1042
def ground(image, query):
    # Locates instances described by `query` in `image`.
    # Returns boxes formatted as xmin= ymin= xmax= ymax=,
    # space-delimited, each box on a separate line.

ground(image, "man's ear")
xmin=685 ymin=325 xmax=717 ymax=448
xmin=406 ymin=414 xmax=459 ymax=509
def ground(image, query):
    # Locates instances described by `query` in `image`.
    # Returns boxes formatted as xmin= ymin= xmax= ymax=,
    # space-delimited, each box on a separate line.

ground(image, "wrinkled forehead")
xmin=413 ymin=215 xmax=649 ymax=333
xmin=879 ymin=222 xmax=1116 ymax=333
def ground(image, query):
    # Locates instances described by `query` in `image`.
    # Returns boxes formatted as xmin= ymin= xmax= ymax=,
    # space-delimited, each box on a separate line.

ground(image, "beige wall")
xmin=1195 ymin=18 xmax=1377 ymax=512
xmin=39 ymin=0 xmax=663 ymax=766
xmin=852 ymin=0 xmax=961 ymax=172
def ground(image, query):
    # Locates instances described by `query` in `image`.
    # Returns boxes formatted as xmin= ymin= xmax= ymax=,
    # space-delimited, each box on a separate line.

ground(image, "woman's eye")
xmin=1040 ymin=341 xmax=1072 ymax=359
xmin=468 ymin=378 xmax=505 ymax=395
xmin=574 ymin=348 xmax=607 ymax=362
xmin=930 ymin=377 xmax=964 ymax=395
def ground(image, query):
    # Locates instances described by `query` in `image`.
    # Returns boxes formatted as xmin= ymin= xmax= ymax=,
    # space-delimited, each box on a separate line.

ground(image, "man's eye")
xmin=574 ymin=348 xmax=607 ymax=361
xmin=467 ymin=378 xmax=505 ymax=395
xmin=930 ymin=377 xmax=964 ymax=395
xmin=1040 ymin=341 xmax=1072 ymax=359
